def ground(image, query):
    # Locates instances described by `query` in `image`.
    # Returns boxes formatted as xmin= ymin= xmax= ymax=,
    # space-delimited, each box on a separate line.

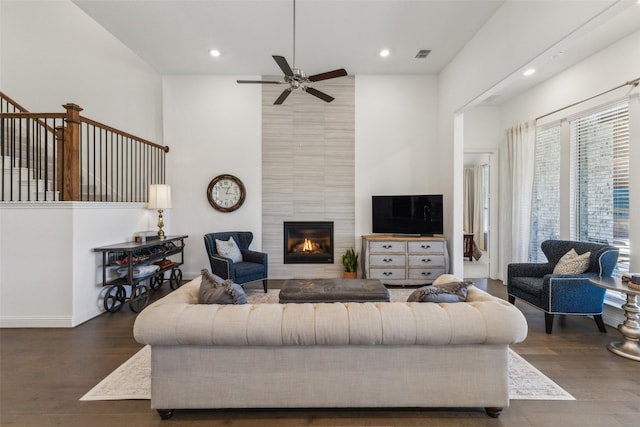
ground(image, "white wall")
xmin=355 ymin=75 xmax=440 ymax=249
xmin=0 ymin=203 xmax=157 ymax=327
xmin=163 ymin=75 xmax=441 ymax=280
xmin=0 ymin=0 xmax=163 ymax=142
xmin=0 ymin=0 xmax=165 ymax=326
xmin=162 ymin=76 xmax=262 ymax=279
xmin=496 ymin=29 xmax=640 ymax=274
xmin=438 ymin=0 xmax=624 ymax=276
xmin=498 ymin=30 xmax=640 ymax=130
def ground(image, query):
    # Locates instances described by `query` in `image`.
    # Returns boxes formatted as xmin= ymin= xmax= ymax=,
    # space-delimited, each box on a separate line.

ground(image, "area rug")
xmin=81 ymin=289 xmax=575 ymax=402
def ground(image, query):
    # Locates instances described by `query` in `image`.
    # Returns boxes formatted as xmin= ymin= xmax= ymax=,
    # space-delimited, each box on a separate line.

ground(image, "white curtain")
xmin=498 ymin=122 xmax=536 ymax=281
xmin=473 ymin=165 xmax=485 ymax=251
xmin=464 ymin=165 xmax=486 ymax=251
xmin=463 ymin=168 xmax=474 ymax=233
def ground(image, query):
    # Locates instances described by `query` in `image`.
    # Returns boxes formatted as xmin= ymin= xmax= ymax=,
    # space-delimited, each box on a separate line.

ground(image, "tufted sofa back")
xmin=134 ymin=278 xmax=528 ymax=348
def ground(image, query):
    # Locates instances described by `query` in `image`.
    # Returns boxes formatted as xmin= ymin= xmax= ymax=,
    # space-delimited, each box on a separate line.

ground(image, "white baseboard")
xmin=0 ymin=316 xmax=73 ymax=328
xmin=602 ymin=305 xmax=625 ymax=328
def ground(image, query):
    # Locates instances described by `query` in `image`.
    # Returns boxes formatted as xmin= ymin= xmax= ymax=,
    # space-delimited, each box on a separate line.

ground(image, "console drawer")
xmin=408 ymin=268 xmax=445 ymax=281
xmin=369 ymin=268 xmax=406 ymax=280
xmin=408 ymin=255 xmax=445 ymax=267
xmin=369 ymin=241 xmax=406 ymax=253
xmin=370 ymin=254 xmax=406 ymax=267
xmin=408 ymin=241 xmax=445 ymax=254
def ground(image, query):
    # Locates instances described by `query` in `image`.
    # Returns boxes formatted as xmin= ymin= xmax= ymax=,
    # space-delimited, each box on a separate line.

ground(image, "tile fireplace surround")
xmin=261 ymin=76 xmax=355 ymax=279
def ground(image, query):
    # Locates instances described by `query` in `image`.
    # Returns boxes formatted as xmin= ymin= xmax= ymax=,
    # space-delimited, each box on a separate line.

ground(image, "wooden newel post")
xmin=62 ymin=103 xmax=83 ymax=201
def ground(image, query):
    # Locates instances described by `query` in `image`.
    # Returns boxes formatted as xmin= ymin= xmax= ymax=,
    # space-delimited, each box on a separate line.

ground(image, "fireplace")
xmin=283 ymin=221 xmax=334 ymax=264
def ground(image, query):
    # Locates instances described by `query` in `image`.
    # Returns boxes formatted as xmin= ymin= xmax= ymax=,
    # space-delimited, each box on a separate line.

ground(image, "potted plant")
xmin=342 ymin=248 xmax=359 ymax=279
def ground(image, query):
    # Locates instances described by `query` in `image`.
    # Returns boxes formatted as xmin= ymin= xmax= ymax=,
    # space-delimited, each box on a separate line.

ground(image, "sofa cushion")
xmin=215 ymin=236 xmax=243 ymax=263
xmin=553 ymin=248 xmax=591 ymax=274
xmin=407 ymin=281 xmax=469 ymax=303
xmin=198 ymin=269 xmax=247 ymax=304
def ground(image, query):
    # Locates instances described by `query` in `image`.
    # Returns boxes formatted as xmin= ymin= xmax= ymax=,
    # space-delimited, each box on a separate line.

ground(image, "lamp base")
xmin=157 ymin=209 xmax=165 ymax=240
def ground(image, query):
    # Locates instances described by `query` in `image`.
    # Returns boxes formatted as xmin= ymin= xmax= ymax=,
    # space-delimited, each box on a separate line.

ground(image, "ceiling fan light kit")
xmin=236 ymin=0 xmax=348 ymax=105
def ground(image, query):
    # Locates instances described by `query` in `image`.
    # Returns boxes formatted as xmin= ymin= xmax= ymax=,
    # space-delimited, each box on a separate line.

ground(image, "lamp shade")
xmin=148 ymin=184 xmax=172 ymax=209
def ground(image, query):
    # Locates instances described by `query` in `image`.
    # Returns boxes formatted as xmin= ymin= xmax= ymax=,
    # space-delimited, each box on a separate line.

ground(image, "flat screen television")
xmin=372 ymin=194 xmax=444 ymax=236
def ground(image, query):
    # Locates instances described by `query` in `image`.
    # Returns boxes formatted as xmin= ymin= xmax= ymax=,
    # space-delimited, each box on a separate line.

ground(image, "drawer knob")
xmin=383 ymin=258 xmax=393 ymax=263
xmin=383 ymin=271 xmax=393 ymax=276
xmin=421 ymin=245 xmax=431 ymax=249
xmin=383 ymin=244 xmax=392 ymax=249
xmin=421 ymin=258 xmax=431 ymax=263
xmin=421 ymin=271 xmax=432 ymax=276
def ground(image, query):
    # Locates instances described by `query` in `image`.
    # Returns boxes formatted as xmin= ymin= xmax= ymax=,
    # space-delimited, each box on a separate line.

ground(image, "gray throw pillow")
xmin=215 ymin=236 xmax=243 ymax=263
xmin=198 ymin=269 xmax=247 ymax=304
xmin=553 ymin=248 xmax=591 ymax=274
xmin=407 ymin=281 xmax=469 ymax=303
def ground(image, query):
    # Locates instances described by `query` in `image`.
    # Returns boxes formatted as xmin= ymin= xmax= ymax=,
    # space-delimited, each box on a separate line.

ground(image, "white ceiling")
xmin=72 ymin=0 xmax=640 ymax=103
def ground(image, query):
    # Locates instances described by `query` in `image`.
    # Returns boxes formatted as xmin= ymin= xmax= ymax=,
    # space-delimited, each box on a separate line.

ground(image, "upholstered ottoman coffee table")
xmin=279 ymin=278 xmax=390 ymax=303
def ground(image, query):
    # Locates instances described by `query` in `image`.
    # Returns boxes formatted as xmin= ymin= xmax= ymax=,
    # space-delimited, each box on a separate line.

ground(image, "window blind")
xmin=569 ymin=102 xmax=629 ymax=274
xmin=529 ymin=125 xmax=561 ymax=262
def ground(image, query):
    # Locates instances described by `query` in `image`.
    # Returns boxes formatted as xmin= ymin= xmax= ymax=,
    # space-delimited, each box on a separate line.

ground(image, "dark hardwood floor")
xmin=2 ymin=278 xmax=639 ymax=426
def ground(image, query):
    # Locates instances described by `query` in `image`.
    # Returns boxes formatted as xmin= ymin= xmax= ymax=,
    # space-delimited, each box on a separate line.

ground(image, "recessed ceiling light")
xmin=523 ymin=68 xmax=536 ymax=77
xmin=209 ymin=49 xmax=221 ymax=58
xmin=379 ymin=49 xmax=390 ymax=58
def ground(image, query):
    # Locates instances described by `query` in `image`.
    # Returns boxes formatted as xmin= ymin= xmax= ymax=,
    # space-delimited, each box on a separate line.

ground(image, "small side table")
xmin=588 ymin=276 xmax=640 ymax=361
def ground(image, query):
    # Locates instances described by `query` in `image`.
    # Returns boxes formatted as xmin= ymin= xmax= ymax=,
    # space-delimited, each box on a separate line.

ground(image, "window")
xmin=530 ymin=102 xmax=630 ymax=276
xmin=570 ymin=103 xmax=629 ymax=275
xmin=529 ymin=125 xmax=561 ymax=262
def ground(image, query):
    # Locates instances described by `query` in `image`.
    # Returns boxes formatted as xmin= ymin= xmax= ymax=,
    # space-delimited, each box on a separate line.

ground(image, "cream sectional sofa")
xmin=133 ymin=276 xmax=528 ymax=419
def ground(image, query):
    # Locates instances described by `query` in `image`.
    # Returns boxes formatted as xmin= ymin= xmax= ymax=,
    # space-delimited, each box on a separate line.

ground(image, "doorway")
xmin=463 ymin=152 xmax=493 ymax=278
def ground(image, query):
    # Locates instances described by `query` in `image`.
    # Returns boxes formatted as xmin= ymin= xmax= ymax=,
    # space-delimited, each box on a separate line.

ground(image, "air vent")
xmin=415 ymin=49 xmax=431 ymax=59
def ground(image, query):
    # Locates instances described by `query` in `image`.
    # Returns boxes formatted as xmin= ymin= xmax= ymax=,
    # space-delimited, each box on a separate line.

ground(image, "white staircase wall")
xmin=0 ymin=202 xmax=166 ymax=327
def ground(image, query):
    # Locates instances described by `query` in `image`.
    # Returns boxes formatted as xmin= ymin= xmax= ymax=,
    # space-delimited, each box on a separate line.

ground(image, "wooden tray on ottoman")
xmin=279 ymin=278 xmax=390 ymax=303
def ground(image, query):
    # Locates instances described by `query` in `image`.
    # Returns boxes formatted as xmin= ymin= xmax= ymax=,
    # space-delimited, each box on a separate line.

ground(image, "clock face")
xmin=207 ymin=174 xmax=246 ymax=212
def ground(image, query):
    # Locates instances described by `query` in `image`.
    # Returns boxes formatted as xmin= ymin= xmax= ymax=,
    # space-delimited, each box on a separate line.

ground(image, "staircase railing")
xmin=0 ymin=92 xmax=168 ymax=202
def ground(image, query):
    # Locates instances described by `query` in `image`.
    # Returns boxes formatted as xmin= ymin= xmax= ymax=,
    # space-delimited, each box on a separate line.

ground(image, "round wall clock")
xmin=207 ymin=174 xmax=246 ymax=212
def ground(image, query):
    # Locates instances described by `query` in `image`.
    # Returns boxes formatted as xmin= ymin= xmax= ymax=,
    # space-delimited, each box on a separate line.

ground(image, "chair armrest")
xmin=208 ymin=255 xmax=233 ymax=280
xmin=241 ymin=249 xmax=268 ymax=265
xmin=542 ymin=273 xmax=606 ymax=313
xmin=507 ymin=262 xmax=554 ymax=284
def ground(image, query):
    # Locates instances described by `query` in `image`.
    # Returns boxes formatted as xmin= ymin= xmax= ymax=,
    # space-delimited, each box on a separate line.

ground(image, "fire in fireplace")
xmin=283 ymin=221 xmax=334 ymax=264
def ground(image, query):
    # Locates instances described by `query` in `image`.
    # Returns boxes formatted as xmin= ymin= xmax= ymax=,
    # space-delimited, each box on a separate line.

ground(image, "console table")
xmin=361 ymin=235 xmax=449 ymax=286
xmin=588 ymin=276 xmax=640 ymax=361
xmin=94 ymin=235 xmax=188 ymax=313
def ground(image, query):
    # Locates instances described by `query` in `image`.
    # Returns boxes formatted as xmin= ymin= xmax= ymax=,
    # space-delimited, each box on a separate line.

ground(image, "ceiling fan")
xmin=236 ymin=1 xmax=348 ymax=105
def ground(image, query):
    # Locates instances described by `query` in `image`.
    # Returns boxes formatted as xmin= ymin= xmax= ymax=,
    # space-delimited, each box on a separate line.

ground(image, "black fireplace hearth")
xmin=283 ymin=221 xmax=334 ymax=264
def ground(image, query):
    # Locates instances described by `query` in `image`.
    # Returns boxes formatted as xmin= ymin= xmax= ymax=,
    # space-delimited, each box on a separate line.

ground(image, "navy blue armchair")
xmin=507 ymin=240 xmax=618 ymax=334
xmin=203 ymin=231 xmax=268 ymax=293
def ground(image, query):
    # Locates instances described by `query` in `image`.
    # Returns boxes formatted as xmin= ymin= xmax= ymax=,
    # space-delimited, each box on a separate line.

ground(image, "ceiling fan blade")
xmin=237 ymin=80 xmax=282 ymax=84
xmin=274 ymin=88 xmax=293 ymax=105
xmin=304 ymin=86 xmax=334 ymax=103
xmin=308 ymin=69 xmax=348 ymax=82
xmin=272 ymin=55 xmax=294 ymax=77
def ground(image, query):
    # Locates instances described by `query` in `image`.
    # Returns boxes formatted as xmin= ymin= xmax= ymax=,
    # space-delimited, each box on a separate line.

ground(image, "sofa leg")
xmin=157 ymin=409 xmax=174 ymax=420
xmin=263 ymin=279 xmax=268 ymax=293
xmin=508 ymin=295 xmax=515 ymax=304
xmin=485 ymin=407 xmax=503 ymax=418
xmin=545 ymin=313 xmax=554 ymax=334
xmin=594 ymin=315 xmax=607 ymax=333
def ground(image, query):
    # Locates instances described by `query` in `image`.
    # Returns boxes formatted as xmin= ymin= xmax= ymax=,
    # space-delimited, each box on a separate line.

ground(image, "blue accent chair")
xmin=203 ymin=231 xmax=268 ymax=293
xmin=507 ymin=240 xmax=618 ymax=334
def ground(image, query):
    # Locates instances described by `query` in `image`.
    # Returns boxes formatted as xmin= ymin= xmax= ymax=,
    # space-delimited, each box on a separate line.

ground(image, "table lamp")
xmin=148 ymin=184 xmax=172 ymax=239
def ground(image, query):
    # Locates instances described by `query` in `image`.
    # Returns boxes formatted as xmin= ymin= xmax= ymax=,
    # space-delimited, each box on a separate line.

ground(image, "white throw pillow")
xmin=215 ymin=237 xmax=243 ymax=263
xmin=553 ymin=248 xmax=591 ymax=274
